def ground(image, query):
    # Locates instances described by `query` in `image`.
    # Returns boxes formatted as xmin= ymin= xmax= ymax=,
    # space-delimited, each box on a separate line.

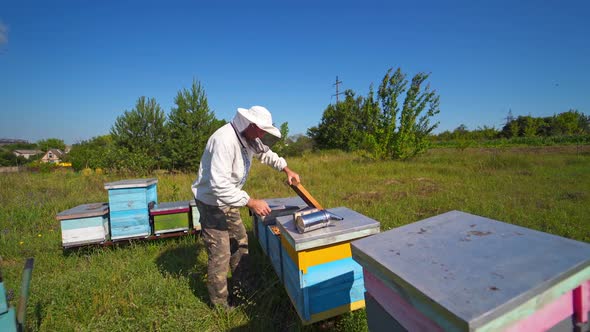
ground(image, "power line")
xmin=332 ymin=76 xmax=344 ymax=104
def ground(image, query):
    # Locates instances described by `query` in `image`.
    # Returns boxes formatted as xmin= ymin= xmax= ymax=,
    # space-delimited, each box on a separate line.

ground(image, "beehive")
xmin=56 ymin=202 xmax=109 ymax=247
xmin=352 ymin=210 xmax=590 ymax=332
xmin=104 ymin=178 xmax=157 ymax=240
xmin=149 ymin=201 xmax=190 ymax=235
xmin=276 ymin=207 xmax=380 ymax=324
xmin=251 ymin=197 xmax=306 ymax=277
xmin=251 ymin=198 xmax=382 ymax=324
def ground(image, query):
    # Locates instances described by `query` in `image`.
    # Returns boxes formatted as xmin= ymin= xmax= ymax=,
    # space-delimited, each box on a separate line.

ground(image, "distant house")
xmin=13 ymin=149 xmax=43 ymax=160
xmin=40 ymin=149 xmax=65 ymax=163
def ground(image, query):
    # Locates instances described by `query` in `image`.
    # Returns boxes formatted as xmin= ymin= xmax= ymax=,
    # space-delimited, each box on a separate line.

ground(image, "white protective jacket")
xmin=191 ymin=121 xmax=287 ymax=207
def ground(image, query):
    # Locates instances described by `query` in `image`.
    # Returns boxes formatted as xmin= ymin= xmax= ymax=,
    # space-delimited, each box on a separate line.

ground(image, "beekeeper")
xmin=192 ymin=105 xmax=300 ymax=308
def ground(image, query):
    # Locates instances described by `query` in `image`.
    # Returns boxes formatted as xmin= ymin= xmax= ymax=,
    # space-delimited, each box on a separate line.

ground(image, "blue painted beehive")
xmin=56 ymin=202 xmax=110 ymax=247
xmin=252 ymin=199 xmax=381 ymax=325
xmin=104 ymin=178 xmax=158 ymax=240
xmin=275 ymin=207 xmax=380 ymax=324
xmin=251 ymin=197 xmax=306 ymax=271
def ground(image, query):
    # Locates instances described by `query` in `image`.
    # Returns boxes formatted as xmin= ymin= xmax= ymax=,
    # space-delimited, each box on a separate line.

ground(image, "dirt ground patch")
xmin=413 ymin=178 xmax=440 ymax=197
xmin=384 ymin=178 xmax=404 ymax=185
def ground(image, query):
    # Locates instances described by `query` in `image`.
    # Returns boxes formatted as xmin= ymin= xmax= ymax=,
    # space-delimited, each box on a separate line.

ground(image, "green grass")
xmin=1 ymin=146 xmax=589 ymax=331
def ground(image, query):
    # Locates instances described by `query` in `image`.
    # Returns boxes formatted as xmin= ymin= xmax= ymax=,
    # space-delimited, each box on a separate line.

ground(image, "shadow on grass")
xmin=155 ymin=238 xmax=209 ymax=304
xmin=226 ymin=231 xmax=314 ymax=332
xmin=61 ymin=243 xmax=108 ymax=257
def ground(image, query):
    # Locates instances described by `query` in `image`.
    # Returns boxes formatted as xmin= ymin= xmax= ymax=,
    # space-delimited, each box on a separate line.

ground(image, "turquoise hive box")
xmin=56 ymin=202 xmax=109 ymax=247
xmin=104 ymin=178 xmax=158 ymax=240
xmin=0 ymin=271 xmax=16 ymax=331
xmin=0 ymin=259 xmax=33 ymax=332
xmin=251 ymin=197 xmax=306 ymax=272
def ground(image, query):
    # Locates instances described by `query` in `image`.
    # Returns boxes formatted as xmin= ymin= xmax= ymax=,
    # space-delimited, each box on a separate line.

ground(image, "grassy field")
xmin=1 ymin=146 xmax=589 ymax=331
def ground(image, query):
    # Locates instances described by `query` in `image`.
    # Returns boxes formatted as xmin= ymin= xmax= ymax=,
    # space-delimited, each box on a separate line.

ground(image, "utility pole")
xmin=332 ymin=76 xmax=344 ymax=104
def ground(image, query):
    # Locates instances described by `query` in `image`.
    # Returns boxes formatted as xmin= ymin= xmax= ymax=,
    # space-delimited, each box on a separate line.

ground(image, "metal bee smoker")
xmin=294 ymin=208 xmax=344 ymax=233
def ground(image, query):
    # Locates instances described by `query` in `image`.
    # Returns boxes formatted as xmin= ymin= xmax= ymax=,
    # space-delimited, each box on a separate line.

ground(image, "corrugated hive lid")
xmin=56 ymin=202 xmax=109 ymax=220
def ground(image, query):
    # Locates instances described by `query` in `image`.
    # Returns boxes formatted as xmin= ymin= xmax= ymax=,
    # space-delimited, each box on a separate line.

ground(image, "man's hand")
xmin=247 ymin=198 xmax=271 ymax=216
xmin=282 ymin=166 xmax=300 ymax=185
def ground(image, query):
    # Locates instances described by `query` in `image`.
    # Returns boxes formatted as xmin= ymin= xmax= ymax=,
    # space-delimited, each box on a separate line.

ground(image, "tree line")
xmin=433 ymin=109 xmax=589 ymax=142
xmin=2 ymin=69 xmax=587 ymax=171
xmin=67 ymin=80 xmax=227 ymax=173
xmin=75 ymin=66 xmax=437 ymax=172
xmin=67 ymin=79 xmax=311 ymax=173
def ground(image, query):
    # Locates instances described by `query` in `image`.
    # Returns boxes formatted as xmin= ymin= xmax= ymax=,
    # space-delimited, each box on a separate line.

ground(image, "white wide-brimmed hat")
xmin=236 ymin=106 xmax=281 ymax=138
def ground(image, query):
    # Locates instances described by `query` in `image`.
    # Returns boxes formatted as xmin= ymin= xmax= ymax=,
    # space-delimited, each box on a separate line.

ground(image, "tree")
xmin=357 ymin=84 xmax=383 ymax=157
xmin=551 ymin=109 xmax=585 ymax=135
xmin=165 ymin=80 xmax=224 ymax=171
xmin=37 ymin=138 xmax=65 ymax=151
xmin=310 ymin=67 xmax=440 ymax=160
xmin=308 ymin=90 xmax=363 ymax=151
xmin=111 ymin=96 xmax=166 ymax=171
xmin=520 ymin=115 xmax=539 ymax=137
xmin=68 ymin=135 xmax=114 ymax=171
xmin=453 ymin=124 xmax=468 ymax=138
xmin=272 ymin=122 xmax=290 ymax=155
xmin=376 ymin=68 xmax=440 ymax=159
xmin=283 ymin=134 xmax=314 ymax=156
xmin=376 ymin=68 xmax=406 ymax=155
xmin=0 ymin=150 xmax=26 ymax=166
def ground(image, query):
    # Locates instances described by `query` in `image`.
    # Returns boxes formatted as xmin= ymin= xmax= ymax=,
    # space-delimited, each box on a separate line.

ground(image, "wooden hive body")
xmin=252 ymin=198 xmax=380 ymax=325
xmin=105 ymin=178 xmax=158 ymax=240
xmin=150 ymin=201 xmax=190 ymax=234
xmin=56 ymin=203 xmax=109 ymax=247
xmin=352 ymin=210 xmax=590 ymax=332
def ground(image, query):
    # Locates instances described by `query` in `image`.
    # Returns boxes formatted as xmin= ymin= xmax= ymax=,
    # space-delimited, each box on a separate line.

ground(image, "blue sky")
xmin=1 ymin=1 xmax=589 ymax=144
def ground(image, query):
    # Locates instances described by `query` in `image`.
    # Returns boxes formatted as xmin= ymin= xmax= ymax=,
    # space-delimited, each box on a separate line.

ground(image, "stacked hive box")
xmin=56 ymin=203 xmax=109 ymax=247
xmin=0 ymin=270 xmax=15 ymax=330
xmin=104 ymin=178 xmax=158 ymax=240
xmin=149 ymin=201 xmax=190 ymax=235
xmin=252 ymin=198 xmax=380 ymax=325
xmin=252 ymin=197 xmax=307 ymax=278
xmin=351 ymin=210 xmax=590 ymax=332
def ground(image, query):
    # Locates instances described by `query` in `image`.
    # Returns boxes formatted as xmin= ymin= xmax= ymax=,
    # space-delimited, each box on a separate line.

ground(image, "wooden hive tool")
xmin=289 ymin=181 xmax=323 ymax=210
xmin=267 ymin=180 xmax=325 ymax=236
